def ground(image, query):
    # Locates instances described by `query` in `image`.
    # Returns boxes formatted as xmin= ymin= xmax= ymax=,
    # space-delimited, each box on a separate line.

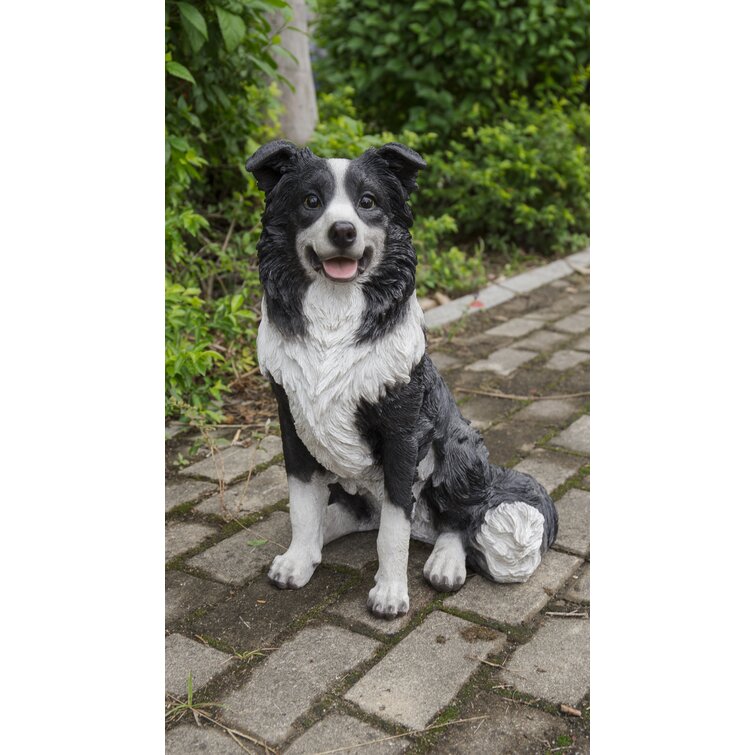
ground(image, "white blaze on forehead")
xmin=325 ymin=158 xmax=363 ymax=230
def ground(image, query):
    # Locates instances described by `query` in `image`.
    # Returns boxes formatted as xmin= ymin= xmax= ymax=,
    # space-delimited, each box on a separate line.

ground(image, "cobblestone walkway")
xmin=165 ymin=254 xmax=590 ymax=754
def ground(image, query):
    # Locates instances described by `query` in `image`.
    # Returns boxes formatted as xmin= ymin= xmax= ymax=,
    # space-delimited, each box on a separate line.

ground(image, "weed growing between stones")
xmin=166 ymin=673 xmax=278 ymax=753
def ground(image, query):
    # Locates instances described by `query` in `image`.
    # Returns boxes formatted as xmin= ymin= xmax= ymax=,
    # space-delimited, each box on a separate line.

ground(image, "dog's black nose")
xmin=328 ymin=221 xmax=357 ymax=248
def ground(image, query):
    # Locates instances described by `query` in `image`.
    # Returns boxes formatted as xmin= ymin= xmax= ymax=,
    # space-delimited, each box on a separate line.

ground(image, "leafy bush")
xmin=314 ymin=0 xmax=589 ymax=135
xmin=165 ymin=1 xmax=289 ymax=419
xmin=411 ymin=99 xmax=590 ymax=256
xmin=412 ymin=215 xmax=487 ymax=297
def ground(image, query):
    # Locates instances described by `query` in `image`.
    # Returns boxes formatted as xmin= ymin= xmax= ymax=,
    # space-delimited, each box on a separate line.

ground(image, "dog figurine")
xmin=246 ymin=140 xmax=557 ymax=618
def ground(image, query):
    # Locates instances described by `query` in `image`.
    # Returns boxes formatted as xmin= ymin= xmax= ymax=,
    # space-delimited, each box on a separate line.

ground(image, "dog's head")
xmin=247 ymin=141 xmax=425 ymax=285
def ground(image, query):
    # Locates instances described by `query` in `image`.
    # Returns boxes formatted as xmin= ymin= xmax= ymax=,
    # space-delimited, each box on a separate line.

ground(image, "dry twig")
xmin=166 ymin=695 xmax=276 ymax=754
xmin=559 ymin=703 xmax=583 ymax=717
xmin=456 ymin=388 xmax=590 ymax=402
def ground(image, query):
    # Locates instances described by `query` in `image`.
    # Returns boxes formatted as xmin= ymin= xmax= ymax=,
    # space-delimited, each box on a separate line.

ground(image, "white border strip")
xmin=424 ymin=249 xmax=590 ymax=329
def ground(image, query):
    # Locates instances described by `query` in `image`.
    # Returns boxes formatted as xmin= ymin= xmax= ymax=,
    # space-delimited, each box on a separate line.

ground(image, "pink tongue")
xmin=322 ymin=257 xmax=358 ymax=280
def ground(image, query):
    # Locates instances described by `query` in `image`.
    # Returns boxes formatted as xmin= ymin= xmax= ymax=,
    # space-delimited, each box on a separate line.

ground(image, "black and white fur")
xmin=246 ymin=140 xmax=558 ymax=619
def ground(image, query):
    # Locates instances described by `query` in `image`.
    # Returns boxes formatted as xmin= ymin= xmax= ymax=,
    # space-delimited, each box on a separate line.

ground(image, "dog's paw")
xmin=267 ymin=549 xmax=319 ymax=589
xmin=367 ymin=580 xmax=409 ymax=619
xmin=424 ymin=545 xmax=467 ymax=592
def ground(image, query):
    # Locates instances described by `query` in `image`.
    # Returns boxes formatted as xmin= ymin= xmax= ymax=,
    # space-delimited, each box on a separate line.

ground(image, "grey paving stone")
xmin=165 ymin=571 xmax=228 ymax=625
xmin=424 ymin=294 xmax=475 ymax=328
xmin=472 ymin=281 xmax=517 ymax=309
xmin=445 ymin=550 xmax=582 ymax=625
xmin=330 ymin=543 xmax=435 ymax=635
xmin=166 ymin=478 xmax=216 ymax=512
xmin=166 ymin=725 xmax=242 ymax=755
xmin=554 ymin=489 xmax=590 ymax=558
xmin=552 ymin=313 xmax=589 ymax=335
xmin=423 ymin=281 xmax=516 ymax=330
xmin=510 ymin=329 xmax=569 ymax=352
xmin=520 ymin=307 xmax=562 ymax=322
xmin=165 ymin=633 xmax=233 ymax=698
xmin=485 ymin=317 xmax=543 ymax=338
xmin=429 ymin=352 xmax=461 ymax=370
xmin=465 ymin=347 xmax=538 ymax=377
xmin=180 ymin=435 xmax=283 ymax=483
xmin=577 ymin=305 xmax=589 ymax=316
xmin=285 ymin=713 xmax=408 ymax=755
xmin=165 ymin=423 xmax=191 ymax=440
xmin=516 ymin=398 xmax=581 ymax=423
xmin=187 ymin=512 xmax=291 ymax=585
xmin=567 ymin=248 xmax=590 ymax=267
xmin=527 ymin=291 xmax=588 ymax=321
xmin=514 ymin=450 xmax=584 ymax=494
xmin=544 ymin=349 xmax=589 ymax=371
xmin=499 ymin=618 xmax=590 ymax=706
xmin=483 ymin=421 xmax=556 ymax=469
xmin=322 ymin=531 xmax=378 ymax=570
xmin=425 ymin=257 xmax=583 ymax=331
xmin=345 ymin=611 xmax=506 ymax=730
xmin=564 ymin=563 xmax=590 ymax=603
xmin=439 ymin=691 xmax=573 ymax=754
xmin=550 ymin=415 xmax=590 ymax=455
xmin=456 ymin=396 xmax=509 ymax=433
xmin=191 ymin=567 xmax=350 ymax=651
xmin=195 ymin=465 xmax=289 ymax=517
xmin=166 ymin=522 xmax=216 ymax=562
xmin=496 ymin=259 xmax=573 ymax=294
xmin=220 ymin=625 xmax=380 ymax=745
xmin=573 ymin=333 xmax=590 ymax=352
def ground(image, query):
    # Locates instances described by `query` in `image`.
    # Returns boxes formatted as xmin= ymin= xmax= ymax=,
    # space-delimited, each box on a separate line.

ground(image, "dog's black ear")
xmin=375 ymin=142 xmax=427 ymax=195
xmin=245 ymin=140 xmax=298 ymax=194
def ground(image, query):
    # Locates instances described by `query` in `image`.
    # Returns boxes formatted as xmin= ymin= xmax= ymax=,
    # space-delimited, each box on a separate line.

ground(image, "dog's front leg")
xmin=367 ymin=440 xmax=417 ymax=619
xmin=268 ymin=380 xmax=329 ymax=589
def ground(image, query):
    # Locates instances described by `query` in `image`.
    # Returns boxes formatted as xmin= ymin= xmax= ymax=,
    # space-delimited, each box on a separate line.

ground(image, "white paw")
xmin=267 ymin=549 xmax=319 ymax=589
xmin=424 ymin=545 xmax=467 ymax=592
xmin=367 ymin=579 xmax=409 ymax=619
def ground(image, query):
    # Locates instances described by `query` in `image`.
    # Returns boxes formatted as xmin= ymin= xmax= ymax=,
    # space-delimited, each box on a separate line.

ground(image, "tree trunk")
xmin=272 ymin=0 xmax=318 ymax=145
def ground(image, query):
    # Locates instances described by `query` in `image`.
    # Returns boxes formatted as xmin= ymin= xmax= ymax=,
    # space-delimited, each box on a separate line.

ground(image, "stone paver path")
xmin=165 ymin=254 xmax=590 ymax=753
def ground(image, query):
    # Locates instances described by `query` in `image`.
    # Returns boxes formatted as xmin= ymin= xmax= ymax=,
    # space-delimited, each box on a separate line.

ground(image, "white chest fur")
xmin=257 ymin=279 xmax=426 ymax=480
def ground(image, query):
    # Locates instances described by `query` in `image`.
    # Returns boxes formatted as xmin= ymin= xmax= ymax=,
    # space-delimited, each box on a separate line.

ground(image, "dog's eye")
xmin=304 ymin=194 xmax=321 ymax=209
xmin=359 ymin=194 xmax=376 ymax=210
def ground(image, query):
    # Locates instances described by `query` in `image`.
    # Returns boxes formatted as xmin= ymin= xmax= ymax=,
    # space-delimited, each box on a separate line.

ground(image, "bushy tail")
xmin=466 ymin=469 xmax=558 ymax=584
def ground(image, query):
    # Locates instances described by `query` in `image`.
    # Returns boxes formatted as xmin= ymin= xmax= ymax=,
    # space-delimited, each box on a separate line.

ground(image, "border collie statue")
xmin=246 ymin=140 xmax=557 ymax=619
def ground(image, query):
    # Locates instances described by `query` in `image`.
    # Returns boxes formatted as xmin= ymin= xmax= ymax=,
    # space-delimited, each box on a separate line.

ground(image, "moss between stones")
xmin=550 ymin=462 xmax=591 ymax=502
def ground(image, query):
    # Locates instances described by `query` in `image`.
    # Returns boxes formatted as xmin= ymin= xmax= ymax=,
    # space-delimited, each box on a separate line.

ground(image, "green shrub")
xmin=314 ymin=0 xmax=589 ymax=135
xmin=413 ymin=99 xmax=590 ymax=255
xmin=412 ymin=215 xmax=487 ymax=297
xmin=165 ymin=1 xmax=289 ymax=420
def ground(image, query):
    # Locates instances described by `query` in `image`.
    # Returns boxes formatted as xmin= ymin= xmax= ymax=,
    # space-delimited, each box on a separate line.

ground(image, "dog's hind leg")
xmin=423 ymin=531 xmax=467 ymax=592
xmin=323 ymin=486 xmax=379 ymax=544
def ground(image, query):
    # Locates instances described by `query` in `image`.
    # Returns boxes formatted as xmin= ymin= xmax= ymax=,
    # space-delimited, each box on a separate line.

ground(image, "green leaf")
xmin=216 ymin=7 xmax=246 ymax=52
xmin=177 ymin=2 xmax=208 ymax=52
xmin=177 ymin=3 xmax=208 ymax=38
xmin=247 ymin=538 xmax=267 ymax=547
xmin=166 ymin=61 xmax=195 ymax=84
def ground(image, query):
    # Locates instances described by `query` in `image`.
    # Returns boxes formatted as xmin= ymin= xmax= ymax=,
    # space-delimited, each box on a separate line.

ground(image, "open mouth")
xmin=307 ymin=247 xmax=373 ymax=283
